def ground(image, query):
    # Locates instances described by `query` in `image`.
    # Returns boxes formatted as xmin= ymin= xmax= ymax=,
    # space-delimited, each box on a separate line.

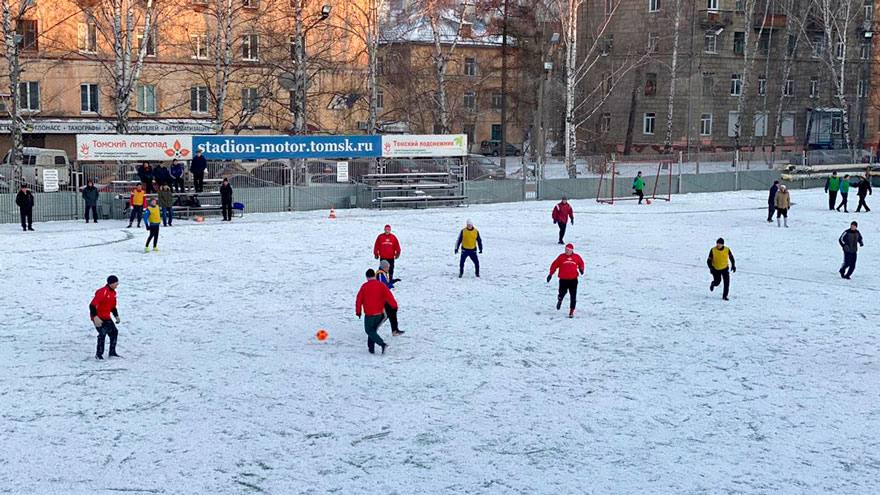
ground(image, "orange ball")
xmin=316 ymin=329 xmax=328 ymax=341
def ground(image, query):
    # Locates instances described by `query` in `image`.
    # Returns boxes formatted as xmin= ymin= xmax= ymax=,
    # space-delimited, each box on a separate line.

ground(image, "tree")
xmin=423 ymin=0 xmax=468 ymax=134
xmin=0 ymin=0 xmax=38 ymax=186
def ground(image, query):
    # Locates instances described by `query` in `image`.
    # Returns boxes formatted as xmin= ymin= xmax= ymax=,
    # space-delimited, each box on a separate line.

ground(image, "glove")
xmin=454 ymin=249 xmax=459 ymax=254
xmin=570 ymin=219 xmax=574 ymax=225
xmin=391 ymin=278 xmax=401 ymax=284
xmin=357 ymin=313 xmax=361 ymax=319
xmin=731 ymin=266 xmax=736 ymax=273
xmin=553 ymin=220 xmax=557 ymax=224
xmin=92 ymin=316 xmax=103 ymax=328
xmin=115 ymin=316 xmax=121 ymax=324
xmin=479 ymin=250 xmax=483 ymax=254
xmin=579 ymin=270 xmax=584 ymax=276
xmin=374 ymin=255 xmax=379 ymax=259
xmin=546 ymin=274 xmax=552 ymax=283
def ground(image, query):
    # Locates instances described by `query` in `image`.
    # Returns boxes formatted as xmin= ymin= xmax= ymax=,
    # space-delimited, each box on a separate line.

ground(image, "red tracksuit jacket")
xmin=552 ymin=203 xmax=574 ymax=224
xmin=373 ymin=233 xmax=401 ymax=259
xmin=549 ymin=253 xmax=585 ymax=280
xmin=90 ymin=286 xmax=117 ymax=320
xmin=356 ymin=279 xmax=398 ymax=317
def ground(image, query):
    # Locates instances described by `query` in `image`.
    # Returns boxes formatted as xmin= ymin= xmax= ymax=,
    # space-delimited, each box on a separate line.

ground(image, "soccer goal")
xmin=596 ymin=159 xmax=674 ymax=204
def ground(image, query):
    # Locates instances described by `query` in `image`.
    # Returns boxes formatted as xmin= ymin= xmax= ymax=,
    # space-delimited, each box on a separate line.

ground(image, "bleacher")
xmin=113 ymin=178 xmax=242 ymax=218
xmin=361 ymin=172 xmax=466 ymax=208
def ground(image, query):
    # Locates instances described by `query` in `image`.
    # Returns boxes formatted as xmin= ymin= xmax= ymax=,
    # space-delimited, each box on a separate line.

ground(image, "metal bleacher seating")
xmin=361 ymin=172 xmax=466 ymax=209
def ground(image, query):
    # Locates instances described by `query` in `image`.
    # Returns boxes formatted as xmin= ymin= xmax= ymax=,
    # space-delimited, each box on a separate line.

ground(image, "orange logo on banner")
xmin=164 ymin=140 xmax=191 ymax=159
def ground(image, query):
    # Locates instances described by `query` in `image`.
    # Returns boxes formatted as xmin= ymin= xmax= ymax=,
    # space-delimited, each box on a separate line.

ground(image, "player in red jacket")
xmin=552 ymin=197 xmax=574 ymax=244
xmin=356 ymin=269 xmax=398 ymax=354
xmin=89 ymin=275 xmax=121 ymax=359
xmin=373 ymin=224 xmax=401 ymax=279
xmin=546 ymin=243 xmax=585 ymax=318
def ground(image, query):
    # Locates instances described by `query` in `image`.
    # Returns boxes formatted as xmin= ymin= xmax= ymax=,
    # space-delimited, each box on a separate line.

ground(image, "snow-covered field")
xmin=2 ymin=188 xmax=878 ymax=494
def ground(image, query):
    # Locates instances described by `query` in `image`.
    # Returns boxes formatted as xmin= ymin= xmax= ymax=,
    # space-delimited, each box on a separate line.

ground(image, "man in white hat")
xmin=455 ymin=219 xmax=483 ymax=278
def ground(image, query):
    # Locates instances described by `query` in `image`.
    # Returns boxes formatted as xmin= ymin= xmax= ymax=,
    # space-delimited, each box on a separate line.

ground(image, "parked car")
xmin=1 ymin=147 xmax=71 ymax=188
xmin=466 ymin=155 xmax=506 ymax=180
xmin=480 ymin=140 xmax=521 ymax=157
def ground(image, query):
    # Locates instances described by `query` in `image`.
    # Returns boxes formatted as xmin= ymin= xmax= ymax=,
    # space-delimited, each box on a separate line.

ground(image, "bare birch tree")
xmin=0 ymin=0 xmax=38 ymax=185
xmin=421 ymin=0 xmax=467 ymax=134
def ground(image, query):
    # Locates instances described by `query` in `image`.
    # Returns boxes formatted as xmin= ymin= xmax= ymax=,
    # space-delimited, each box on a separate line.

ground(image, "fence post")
xmin=288 ymin=159 xmax=294 ymax=212
xmin=677 ymin=151 xmax=683 ymax=194
xmin=734 ymin=149 xmax=740 ymax=191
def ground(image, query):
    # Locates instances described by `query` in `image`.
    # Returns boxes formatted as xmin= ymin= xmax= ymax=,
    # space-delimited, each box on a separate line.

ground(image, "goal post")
xmin=596 ymin=159 xmax=673 ymax=204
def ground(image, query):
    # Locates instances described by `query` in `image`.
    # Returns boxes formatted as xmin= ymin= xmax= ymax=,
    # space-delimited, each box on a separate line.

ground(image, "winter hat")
xmin=565 ymin=243 xmax=574 ymax=250
xmin=716 ymin=237 xmax=725 ymax=245
xmin=107 ymin=275 xmax=119 ymax=285
xmin=466 ymin=219 xmax=473 ymax=226
xmin=379 ymin=260 xmax=390 ymax=270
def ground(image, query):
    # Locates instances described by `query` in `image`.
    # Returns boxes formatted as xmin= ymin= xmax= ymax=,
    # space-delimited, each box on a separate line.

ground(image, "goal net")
xmin=596 ymin=159 xmax=673 ymax=204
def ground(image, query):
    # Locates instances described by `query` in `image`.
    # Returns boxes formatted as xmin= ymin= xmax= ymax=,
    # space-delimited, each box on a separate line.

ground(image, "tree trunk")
xmin=562 ymin=0 xmax=578 ymax=178
xmin=663 ymin=0 xmax=682 ymax=152
xmin=366 ymin=0 xmax=379 ymax=134
xmin=624 ymin=68 xmax=640 ymax=155
xmin=2 ymin=0 xmax=23 ymax=186
xmin=293 ymin=1 xmax=307 ymax=134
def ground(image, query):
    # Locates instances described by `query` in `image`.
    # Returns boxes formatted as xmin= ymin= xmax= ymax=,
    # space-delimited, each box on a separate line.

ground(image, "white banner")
xmin=336 ymin=161 xmax=349 ymax=182
xmin=42 ymin=169 xmax=59 ymax=192
xmin=77 ymin=135 xmax=194 ymax=161
xmin=381 ymin=134 xmax=468 ymax=157
xmin=0 ymin=119 xmax=217 ymax=135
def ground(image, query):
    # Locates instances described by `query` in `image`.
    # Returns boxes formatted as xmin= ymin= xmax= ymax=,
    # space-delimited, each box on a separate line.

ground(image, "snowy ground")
xmin=1 ymin=188 xmax=879 ymax=494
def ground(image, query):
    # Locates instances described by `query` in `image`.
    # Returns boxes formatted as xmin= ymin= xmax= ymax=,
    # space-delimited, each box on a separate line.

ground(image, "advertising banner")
xmin=192 ymin=135 xmax=382 ymax=160
xmin=381 ymin=134 xmax=468 ymax=157
xmin=77 ymin=135 xmax=193 ymax=161
xmin=336 ymin=161 xmax=349 ymax=182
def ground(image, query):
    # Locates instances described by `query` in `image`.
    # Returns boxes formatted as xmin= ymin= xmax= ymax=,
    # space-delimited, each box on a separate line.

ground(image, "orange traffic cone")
xmin=329 ymin=208 xmax=336 ymax=219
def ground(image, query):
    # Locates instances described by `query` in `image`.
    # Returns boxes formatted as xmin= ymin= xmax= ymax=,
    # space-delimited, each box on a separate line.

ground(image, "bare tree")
xmin=0 ymin=0 xmax=38 ymax=185
xmin=421 ymin=0 xmax=467 ymax=134
xmin=662 ymin=0 xmax=683 ymax=152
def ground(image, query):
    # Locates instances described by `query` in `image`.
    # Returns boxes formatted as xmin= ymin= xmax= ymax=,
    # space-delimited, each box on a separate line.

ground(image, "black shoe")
xmin=840 ymin=270 xmax=846 ymax=279
xmin=392 ymin=330 xmax=405 ymax=336
xmin=108 ymin=352 xmax=121 ymax=358
xmin=556 ymin=298 xmax=562 ymax=310
xmin=380 ymin=344 xmax=387 ymax=354
xmin=22 ymin=228 xmax=26 ymax=232
xmin=843 ymin=275 xmax=852 ymax=280
xmin=126 ymin=224 xmax=132 ymax=228
xmin=558 ymin=240 xmax=564 ymax=245
xmin=475 ymin=273 xmax=480 ymax=278
xmin=766 ymin=219 xmax=773 ymax=223
xmin=722 ymin=296 xmax=729 ymax=301
xmin=93 ymin=220 xmax=98 ymax=223
xmin=95 ymin=355 xmax=103 ymax=360
xmin=27 ymin=227 xmax=34 ymax=231
xmin=710 ymin=283 xmax=715 ymax=292
xmin=459 ymin=273 xmax=463 ymax=278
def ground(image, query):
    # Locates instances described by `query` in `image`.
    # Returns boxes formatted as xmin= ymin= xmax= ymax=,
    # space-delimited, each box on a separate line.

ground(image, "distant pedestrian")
xmin=455 ymin=219 xmax=483 ymax=278
xmin=855 ymin=175 xmax=872 ymax=212
xmin=137 ymin=162 xmax=154 ymax=193
xmin=707 ymin=237 xmax=736 ymax=301
xmin=220 ymin=178 xmax=233 ymax=221
xmin=546 ymin=243 xmax=585 ymax=318
xmin=90 ymin=275 xmax=121 ymax=360
xmin=774 ymin=184 xmax=791 ymax=228
xmin=767 ymin=180 xmax=779 ymax=222
xmin=15 ymin=184 xmax=34 ymax=232
xmin=552 ymin=197 xmax=574 ymax=244
xmin=376 ymin=260 xmax=404 ymax=336
xmin=373 ymin=224 xmax=401 ymax=279
xmin=190 ymin=150 xmax=208 ymax=193
xmin=82 ymin=180 xmax=99 ymax=223
xmin=356 ymin=269 xmax=397 ymax=354
xmin=126 ymin=184 xmax=146 ymax=228
xmin=158 ymin=185 xmax=175 ymax=227
xmin=838 ymin=221 xmax=864 ymax=279
xmin=825 ymin=171 xmax=841 ymax=210
xmin=836 ymin=174 xmax=852 ymax=212
xmin=143 ymin=198 xmax=162 ymax=252
xmin=633 ymin=171 xmax=646 ymax=204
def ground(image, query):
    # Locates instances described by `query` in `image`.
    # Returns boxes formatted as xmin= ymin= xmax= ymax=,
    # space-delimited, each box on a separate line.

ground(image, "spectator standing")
xmin=137 ymin=162 xmax=154 ymax=193
xmin=153 ymin=163 xmax=171 ymax=188
xmin=15 ymin=184 xmax=35 ymax=232
xmin=766 ymin=180 xmax=779 ymax=223
xmin=170 ymin=160 xmax=185 ymax=192
xmin=82 ymin=180 xmax=100 ymax=223
xmin=158 ymin=185 xmax=175 ymax=227
xmin=774 ymin=185 xmax=791 ymax=228
xmin=220 ymin=178 xmax=233 ymax=221
xmin=190 ymin=150 xmax=208 ymax=193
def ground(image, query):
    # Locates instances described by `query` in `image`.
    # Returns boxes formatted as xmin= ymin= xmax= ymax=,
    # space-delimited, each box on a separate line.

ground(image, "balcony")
xmin=698 ymin=9 xmax=734 ymax=29
xmin=754 ymin=14 xmax=787 ymax=29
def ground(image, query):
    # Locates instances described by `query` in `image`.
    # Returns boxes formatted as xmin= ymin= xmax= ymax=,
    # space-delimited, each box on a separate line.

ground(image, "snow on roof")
xmin=381 ymin=11 xmax=504 ymax=46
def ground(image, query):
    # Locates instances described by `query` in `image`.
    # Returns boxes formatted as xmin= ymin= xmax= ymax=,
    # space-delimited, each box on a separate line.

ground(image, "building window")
xmin=733 ymin=32 xmax=745 ymax=55
xmin=645 ymin=73 xmax=657 ymax=96
xmin=243 ymin=0 xmax=258 ymax=7
xmin=700 ymin=113 xmax=713 ymax=136
xmin=809 ymin=77 xmax=819 ymax=98
xmin=18 ymin=81 xmax=40 ymax=111
xmin=242 ymin=87 xmax=260 ymax=113
xmin=861 ymin=40 xmax=871 ymax=59
xmin=191 ymin=34 xmax=209 ymax=59
xmin=784 ymin=78 xmax=794 ymax=97
xmin=137 ymin=84 xmax=156 ymax=114
xmin=464 ymin=57 xmax=476 ymax=76
xmin=753 ymin=112 xmax=768 ymax=137
xmin=735 ymin=0 xmax=745 ymax=11
xmin=77 ymin=21 xmax=97 ymax=53
xmin=730 ymin=74 xmax=743 ymax=96
xmin=602 ymin=72 xmax=613 ymax=95
xmin=377 ymin=56 xmax=385 ymax=75
xmin=758 ymin=34 xmax=770 ymax=55
xmin=80 ymin=83 xmax=99 ymax=113
xmin=702 ymin=73 xmax=714 ymax=95
xmin=787 ymin=35 xmax=797 ymax=57
xmin=704 ymin=33 xmax=718 ymax=54
xmin=600 ymin=35 xmax=613 ymax=55
xmin=831 ymin=114 xmax=843 ymax=134
xmin=601 ymin=112 xmax=611 ymax=133
xmin=858 ymin=79 xmax=868 ymax=98
xmin=727 ymin=111 xmax=740 ymax=137
xmin=463 ymin=124 xmax=475 ymax=146
xmin=16 ymin=19 xmax=38 ymax=51
xmin=648 ymin=0 xmax=660 ymax=12
xmin=242 ymin=34 xmax=259 ymax=61
xmin=647 ymin=32 xmax=659 ymax=53
xmin=707 ymin=0 xmax=718 ymax=10
xmin=191 ymin=86 xmax=209 ymax=113
xmin=376 ymin=89 xmax=384 ymax=109
xmin=811 ymin=34 xmax=826 ymax=57
xmin=757 ymin=77 xmax=766 ymax=96
xmin=463 ymin=91 xmax=476 ymax=110
xmin=643 ymin=112 xmax=656 ymax=135
xmin=491 ymin=91 xmax=502 ymax=109
xmin=866 ymin=0 xmax=874 ymax=20
xmin=836 ymin=40 xmax=845 ymax=59
xmin=781 ymin=113 xmax=795 ymax=137
xmin=137 ymin=31 xmax=157 ymax=57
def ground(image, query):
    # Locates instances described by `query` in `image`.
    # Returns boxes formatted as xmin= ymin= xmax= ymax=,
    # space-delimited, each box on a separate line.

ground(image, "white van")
xmin=1 ymin=147 xmax=71 ymax=187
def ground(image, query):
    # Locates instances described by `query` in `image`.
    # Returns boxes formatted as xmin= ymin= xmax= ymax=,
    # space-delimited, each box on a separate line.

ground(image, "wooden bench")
xmin=373 ymin=195 xmax=466 ymax=209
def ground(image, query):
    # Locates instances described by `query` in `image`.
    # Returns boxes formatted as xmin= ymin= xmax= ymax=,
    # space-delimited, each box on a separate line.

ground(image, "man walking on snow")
xmin=90 ymin=275 xmax=121 ymax=360
xmin=552 ymin=197 xmax=574 ymax=245
xmin=373 ymin=224 xmax=401 ymax=279
xmin=547 ymin=243 xmax=585 ymax=318
xmin=356 ymin=269 xmax=397 ymax=354
xmin=707 ymin=237 xmax=736 ymax=301
xmin=825 ymin=171 xmax=841 ymax=211
xmin=767 ymin=180 xmax=779 ymax=223
xmin=836 ymin=174 xmax=852 ymax=212
xmin=839 ymin=221 xmax=864 ymax=279
xmin=855 ymin=175 xmax=872 ymax=212
xmin=455 ymin=219 xmax=483 ymax=278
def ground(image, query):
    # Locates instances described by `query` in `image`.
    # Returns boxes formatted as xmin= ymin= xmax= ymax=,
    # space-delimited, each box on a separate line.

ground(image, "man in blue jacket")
xmin=170 ymin=160 xmax=185 ymax=192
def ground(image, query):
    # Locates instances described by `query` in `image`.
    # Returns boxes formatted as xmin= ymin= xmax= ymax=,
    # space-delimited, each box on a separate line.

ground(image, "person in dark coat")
xmin=824 ymin=171 xmax=841 ymax=211
xmin=190 ymin=150 xmax=208 ymax=192
xmin=767 ymin=180 xmax=779 ymax=222
xmin=82 ymin=180 xmax=100 ymax=223
xmin=16 ymin=184 xmax=35 ymax=231
xmin=856 ymin=175 xmax=872 ymax=212
xmin=220 ymin=178 xmax=233 ymax=221
xmin=170 ymin=160 xmax=185 ymax=192
xmin=136 ymin=162 xmax=154 ymax=193
xmin=153 ymin=163 xmax=171 ymax=187
xmin=552 ymin=197 xmax=574 ymax=245
xmin=839 ymin=221 xmax=864 ymax=279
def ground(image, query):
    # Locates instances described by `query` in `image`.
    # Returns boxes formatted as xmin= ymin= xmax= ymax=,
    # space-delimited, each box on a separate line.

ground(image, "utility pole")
xmin=500 ymin=0 xmax=509 ymax=171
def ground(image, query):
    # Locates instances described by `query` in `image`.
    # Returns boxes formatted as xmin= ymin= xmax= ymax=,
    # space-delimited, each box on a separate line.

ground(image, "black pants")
xmin=856 ymin=195 xmax=870 ymax=212
xmin=767 ymin=204 xmax=776 ymax=221
xmin=828 ymin=190 xmax=838 ymax=210
xmin=459 ymin=249 xmax=479 ymax=276
xmin=776 ymin=208 xmax=788 ymax=218
xmin=364 ymin=314 xmax=386 ymax=353
xmin=145 ymin=225 xmax=159 ymax=248
xmin=128 ymin=205 xmax=143 ymax=227
xmin=384 ymin=303 xmax=399 ymax=333
xmin=193 ymin=171 xmax=205 ymax=192
xmin=19 ymin=208 xmax=32 ymax=230
xmin=557 ymin=222 xmax=567 ymax=244
xmin=172 ymin=177 xmax=185 ymax=192
xmin=380 ymin=258 xmax=395 ymax=279
xmin=836 ymin=192 xmax=849 ymax=212
xmin=636 ymin=189 xmax=644 ymax=204
xmin=557 ymin=279 xmax=578 ymax=310
xmin=222 ymin=200 xmax=233 ymax=221
xmin=711 ymin=268 xmax=730 ymax=298
xmin=84 ymin=204 xmax=98 ymax=222
xmin=840 ymin=252 xmax=857 ymax=278
xmin=96 ymin=320 xmax=118 ymax=357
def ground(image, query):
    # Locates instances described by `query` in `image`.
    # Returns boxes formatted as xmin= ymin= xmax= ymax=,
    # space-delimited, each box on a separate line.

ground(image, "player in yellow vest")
xmin=455 ymin=219 xmax=483 ymax=278
xmin=143 ymin=199 xmax=162 ymax=252
xmin=707 ymin=237 xmax=736 ymax=300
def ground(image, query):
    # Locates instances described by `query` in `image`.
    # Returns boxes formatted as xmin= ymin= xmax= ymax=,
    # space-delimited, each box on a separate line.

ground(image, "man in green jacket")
xmin=825 ymin=171 xmax=841 ymax=211
xmin=633 ymin=171 xmax=646 ymax=204
xmin=836 ymin=174 xmax=852 ymax=213
xmin=81 ymin=180 xmax=99 ymax=223
xmin=157 ymin=185 xmax=175 ymax=226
